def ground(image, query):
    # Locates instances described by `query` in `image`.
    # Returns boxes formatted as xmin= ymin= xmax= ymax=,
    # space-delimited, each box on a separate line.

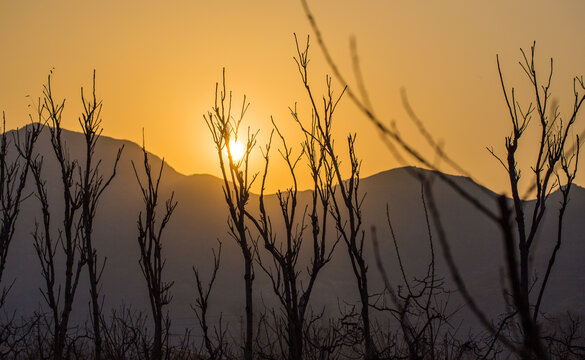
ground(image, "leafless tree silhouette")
xmin=192 ymin=241 xmax=231 ymax=360
xmin=0 ymin=5 xmax=582 ymax=359
xmin=0 ymin=112 xmax=42 ymax=356
xmin=205 ymin=69 xmax=258 ymax=360
xmin=101 ymin=305 xmax=151 ymax=359
xmin=30 ymin=72 xmax=87 ymax=360
xmin=0 ymin=115 xmax=42 ymax=309
xmin=246 ymin=116 xmax=337 ymax=360
xmin=290 ymin=34 xmax=379 ymax=360
xmin=372 ymin=179 xmax=463 ymax=359
xmin=132 ymin=135 xmax=177 ymax=360
xmin=486 ymin=43 xmax=583 ymax=358
xmin=299 ymin=2 xmax=584 ymax=357
xmin=78 ymin=70 xmax=124 ymax=360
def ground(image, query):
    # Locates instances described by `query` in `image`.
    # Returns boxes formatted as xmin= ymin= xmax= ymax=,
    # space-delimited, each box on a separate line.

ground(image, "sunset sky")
xmin=1 ymin=0 xmax=584 ymax=194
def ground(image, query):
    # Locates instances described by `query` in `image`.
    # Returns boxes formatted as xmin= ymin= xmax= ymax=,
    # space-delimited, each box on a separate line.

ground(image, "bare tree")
xmin=101 ymin=305 xmax=151 ymax=360
xmin=0 ymin=312 xmax=42 ymax=358
xmin=27 ymin=71 xmax=123 ymax=359
xmin=78 ymin=70 xmax=124 ymax=360
xmin=246 ymin=116 xmax=337 ymax=360
xmin=0 ymin=114 xmax=42 ymax=356
xmin=192 ymin=241 xmax=230 ymax=360
xmin=205 ymin=69 xmax=258 ymax=360
xmin=299 ymin=2 xmax=584 ymax=356
xmin=132 ymin=136 xmax=177 ymax=360
xmin=486 ymin=43 xmax=583 ymax=358
xmin=541 ymin=312 xmax=585 ymax=359
xmin=302 ymin=311 xmax=348 ymax=360
xmin=289 ymin=35 xmax=379 ymax=360
xmin=371 ymin=178 xmax=461 ymax=360
xmin=30 ymin=72 xmax=87 ymax=360
xmin=0 ymin=114 xmax=42 ymax=307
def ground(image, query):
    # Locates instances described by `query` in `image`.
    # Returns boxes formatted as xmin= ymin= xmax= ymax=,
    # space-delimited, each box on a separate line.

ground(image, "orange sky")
xmin=1 ymin=0 xmax=584 ymax=194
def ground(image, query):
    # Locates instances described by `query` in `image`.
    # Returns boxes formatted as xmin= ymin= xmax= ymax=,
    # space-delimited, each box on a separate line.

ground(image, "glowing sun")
xmin=225 ymin=139 xmax=245 ymax=162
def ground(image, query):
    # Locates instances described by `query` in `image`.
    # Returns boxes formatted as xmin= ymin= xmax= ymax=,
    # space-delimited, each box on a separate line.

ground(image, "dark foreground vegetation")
xmin=0 ymin=6 xmax=584 ymax=359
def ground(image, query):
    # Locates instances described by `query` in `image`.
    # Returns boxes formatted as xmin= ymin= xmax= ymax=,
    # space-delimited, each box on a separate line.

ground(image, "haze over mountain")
xmin=3 ymin=125 xmax=584 ymax=336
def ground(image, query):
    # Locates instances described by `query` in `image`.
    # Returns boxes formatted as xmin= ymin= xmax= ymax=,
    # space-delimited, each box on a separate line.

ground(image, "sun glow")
xmin=225 ymin=139 xmax=245 ymax=162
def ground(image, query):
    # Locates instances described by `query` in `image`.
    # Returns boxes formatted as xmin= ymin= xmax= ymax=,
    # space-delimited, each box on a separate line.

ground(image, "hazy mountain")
xmin=2 ymin=125 xmax=584 ymax=336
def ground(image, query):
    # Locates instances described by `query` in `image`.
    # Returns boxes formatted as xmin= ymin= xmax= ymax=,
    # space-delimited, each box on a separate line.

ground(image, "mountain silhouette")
xmin=3 ymin=125 xmax=584 ymax=336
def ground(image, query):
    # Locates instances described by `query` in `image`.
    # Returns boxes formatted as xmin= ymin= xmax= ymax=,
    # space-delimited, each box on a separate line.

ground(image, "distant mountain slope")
xmin=3 ymin=126 xmax=583 ymax=334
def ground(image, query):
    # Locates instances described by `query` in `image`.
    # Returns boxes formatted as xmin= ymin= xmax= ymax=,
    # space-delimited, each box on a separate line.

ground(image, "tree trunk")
xmin=153 ymin=306 xmax=162 ymax=360
xmin=244 ymin=250 xmax=253 ymax=360
xmin=288 ymin=316 xmax=303 ymax=360
xmin=86 ymin=246 xmax=103 ymax=360
xmin=360 ymin=269 xmax=376 ymax=360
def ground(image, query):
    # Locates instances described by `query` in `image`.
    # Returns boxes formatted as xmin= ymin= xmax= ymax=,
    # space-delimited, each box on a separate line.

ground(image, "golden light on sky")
xmin=226 ymin=139 xmax=245 ymax=163
xmin=1 ymin=0 xmax=584 ymax=194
